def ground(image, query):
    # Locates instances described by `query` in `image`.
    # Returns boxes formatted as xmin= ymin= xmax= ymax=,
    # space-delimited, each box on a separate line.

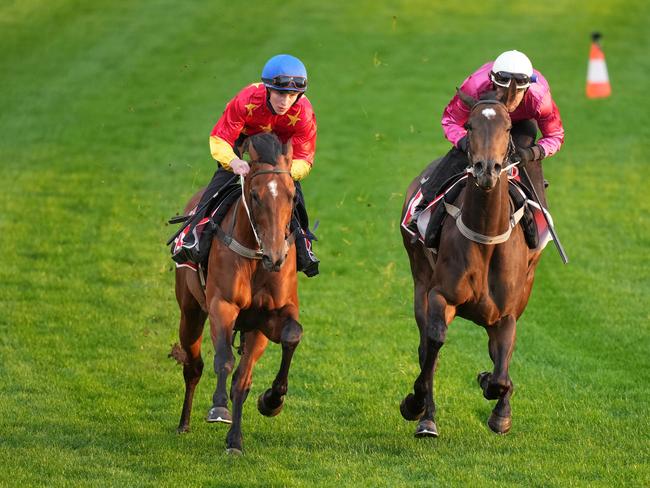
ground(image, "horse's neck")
xmin=461 ymin=177 xmax=511 ymax=236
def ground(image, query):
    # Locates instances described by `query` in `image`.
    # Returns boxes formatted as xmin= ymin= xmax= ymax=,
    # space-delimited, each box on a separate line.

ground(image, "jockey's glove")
xmin=230 ymin=158 xmax=250 ymax=176
xmin=515 ymin=145 xmax=545 ymax=165
xmin=457 ymin=135 xmax=469 ymax=154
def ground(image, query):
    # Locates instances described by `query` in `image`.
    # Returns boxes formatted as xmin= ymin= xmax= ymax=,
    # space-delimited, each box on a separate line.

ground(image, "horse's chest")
xmin=456 ymin=265 xmax=520 ymax=325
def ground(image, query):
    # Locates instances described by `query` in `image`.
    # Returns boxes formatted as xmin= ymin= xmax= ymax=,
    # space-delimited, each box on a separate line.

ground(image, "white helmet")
xmin=491 ymin=50 xmax=534 ymax=89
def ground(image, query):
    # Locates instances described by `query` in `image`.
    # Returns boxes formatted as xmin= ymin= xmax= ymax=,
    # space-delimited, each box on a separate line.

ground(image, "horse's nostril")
xmin=494 ymin=164 xmax=502 ymax=173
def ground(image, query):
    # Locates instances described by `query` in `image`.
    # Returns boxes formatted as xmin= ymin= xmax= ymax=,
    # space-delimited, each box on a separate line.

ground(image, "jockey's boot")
xmin=296 ymin=232 xmax=320 ymax=277
xmin=521 ymin=205 xmax=539 ymax=249
xmin=508 ymin=182 xmax=539 ymax=250
xmin=423 ymin=202 xmax=447 ymax=249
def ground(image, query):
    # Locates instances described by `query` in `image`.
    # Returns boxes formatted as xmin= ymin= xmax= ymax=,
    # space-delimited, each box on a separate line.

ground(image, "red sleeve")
xmin=291 ymin=106 xmax=317 ymax=164
xmin=210 ymin=92 xmax=246 ymax=146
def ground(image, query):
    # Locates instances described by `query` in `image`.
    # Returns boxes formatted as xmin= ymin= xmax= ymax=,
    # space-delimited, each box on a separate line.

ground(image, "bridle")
xmin=464 ymin=99 xmax=517 ymax=178
xmin=241 ymin=168 xmax=293 ymax=248
xmin=444 ymin=99 xmax=525 ymax=245
xmin=214 ymin=166 xmax=298 ymax=260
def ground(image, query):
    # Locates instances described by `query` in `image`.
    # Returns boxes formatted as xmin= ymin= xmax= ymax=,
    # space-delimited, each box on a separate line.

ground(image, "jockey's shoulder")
xmin=235 ymin=82 xmax=267 ymax=101
xmin=293 ymin=94 xmax=314 ymax=114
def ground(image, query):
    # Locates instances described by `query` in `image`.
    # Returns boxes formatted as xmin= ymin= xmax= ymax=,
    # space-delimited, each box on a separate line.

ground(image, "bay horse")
xmin=173 ymin=132 xmax=302 ymax=454
xmin=400 ymin=91 xmax=543 ymax=437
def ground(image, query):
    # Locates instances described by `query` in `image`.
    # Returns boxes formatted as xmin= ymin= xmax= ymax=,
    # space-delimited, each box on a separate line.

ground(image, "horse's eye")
xmin=251 ymin=191 xmax=261 ymax=204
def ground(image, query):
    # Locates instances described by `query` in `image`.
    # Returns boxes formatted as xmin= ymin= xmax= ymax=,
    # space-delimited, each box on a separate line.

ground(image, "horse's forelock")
xmin=249 ymin=133 xmax=282 ymax=166
xmin=479 ymin=90 xmax=499 ymax=102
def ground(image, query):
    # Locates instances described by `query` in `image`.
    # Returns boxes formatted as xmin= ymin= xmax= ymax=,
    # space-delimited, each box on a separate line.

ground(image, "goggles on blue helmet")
xmin=490 ymin=71 xmax=536 ymax=90
xmin=262 ymin=75 xmax=307 ymax=91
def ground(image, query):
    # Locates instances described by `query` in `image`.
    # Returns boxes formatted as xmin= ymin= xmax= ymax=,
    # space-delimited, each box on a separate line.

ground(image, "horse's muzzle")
xmin=261 ymin=254 xmax=285 ymax=272
xmin=474 ymin=161 xmax=501 ymax=190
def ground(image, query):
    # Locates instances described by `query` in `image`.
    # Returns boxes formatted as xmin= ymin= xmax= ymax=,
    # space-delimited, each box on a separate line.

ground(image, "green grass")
xmin=1 ymin=0 xmax=649 ymax=486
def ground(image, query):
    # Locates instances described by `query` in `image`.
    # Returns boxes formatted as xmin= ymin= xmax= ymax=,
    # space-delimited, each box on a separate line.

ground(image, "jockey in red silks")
xmin=196 ymin=54 xmax=319 ymax=276
xmin=407 ymin=50 xmax=565 ymax=231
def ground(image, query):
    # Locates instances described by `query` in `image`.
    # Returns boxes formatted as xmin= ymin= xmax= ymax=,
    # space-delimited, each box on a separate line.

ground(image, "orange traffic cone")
xmin=586 ymin=32 xmax=611 ymax=98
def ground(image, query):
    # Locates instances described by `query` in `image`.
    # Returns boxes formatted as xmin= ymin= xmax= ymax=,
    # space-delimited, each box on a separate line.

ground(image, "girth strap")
xmin=443 ymin=200 xmax=525 ymax=245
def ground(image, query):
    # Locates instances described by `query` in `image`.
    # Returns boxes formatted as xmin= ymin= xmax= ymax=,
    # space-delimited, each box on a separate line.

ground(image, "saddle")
xmin=168 ymin=180 xmax=320 ymax=275
xmin=402 ymin=172 xmax=551 ymax=252
xmin=168 ymin=180 xmax=242 ymax=269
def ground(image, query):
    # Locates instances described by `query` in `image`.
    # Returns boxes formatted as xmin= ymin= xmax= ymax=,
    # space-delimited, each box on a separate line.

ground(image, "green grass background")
xmin=1 ymin=0 xmax=648 ymax=486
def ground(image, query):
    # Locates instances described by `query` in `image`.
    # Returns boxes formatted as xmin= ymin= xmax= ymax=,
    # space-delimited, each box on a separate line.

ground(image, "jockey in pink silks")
xmin=407 ymin=50 xmax=565 ymax=234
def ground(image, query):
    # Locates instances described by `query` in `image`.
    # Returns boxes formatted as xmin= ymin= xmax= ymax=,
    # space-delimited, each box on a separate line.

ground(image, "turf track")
xmin=1 ymin=1 xmax=648 ymax=486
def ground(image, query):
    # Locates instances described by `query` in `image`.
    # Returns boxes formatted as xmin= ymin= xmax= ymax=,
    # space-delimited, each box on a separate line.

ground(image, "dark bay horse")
xmin=400 ymin=91 xmax=543 ymax=437
xmin=173 ymin=132 xmax=303 ymax=454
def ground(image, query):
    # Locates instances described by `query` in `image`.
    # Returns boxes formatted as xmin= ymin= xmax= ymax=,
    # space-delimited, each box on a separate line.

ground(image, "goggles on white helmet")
xmin=490 ymin=71 xmax=534 ymax=89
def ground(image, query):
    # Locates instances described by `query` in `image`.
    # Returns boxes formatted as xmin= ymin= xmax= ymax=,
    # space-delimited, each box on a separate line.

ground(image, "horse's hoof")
xmin=400 ymin=393 xmax=425 ymax=421
xmin=414 ymin=419 xmax=439 ymax=438
xmin=176 ymin=425 xmax=190 ymax=434
xmin=488 ymin=412 xmax=512 ymax=434
xmin=225 ymin=447 xmax=243 ymax=456
xmin=206 ymin=406 xmax=232 ymax=424
xmin=257 ymin=389 xmax=284 ymax=417
xmin=477 ymin=371 xmax=491 ymax=390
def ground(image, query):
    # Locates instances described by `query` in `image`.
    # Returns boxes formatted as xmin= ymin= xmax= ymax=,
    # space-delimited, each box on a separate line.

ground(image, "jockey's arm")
xmin=289 ymin=106 xmax=317 ymax=181
xmin=209 ymin=135 xmax=238 ymax=169
xmin=535 ymin=95 xmax=564 ymax=158
xmin=441 ymin=94 xmax=471 ymax=148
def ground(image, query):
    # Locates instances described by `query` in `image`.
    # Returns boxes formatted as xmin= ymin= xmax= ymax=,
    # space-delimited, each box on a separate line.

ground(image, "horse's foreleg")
xmin=226 ymin=330 xmax=268 ymax=454
xmin=405 ymin=291 xmax=454 ymax=438
xmin=257 ymin=317 xmax=303 ymax=417
xmin=400 ymin=282 xmax=429 ymax=422
xmin=479 ymin=314 xmax=516 ymax=434
xmin=206 ymin=299 xmax=238 ymax=424
xmin=176 ymin=306 xmax=207 ymax=433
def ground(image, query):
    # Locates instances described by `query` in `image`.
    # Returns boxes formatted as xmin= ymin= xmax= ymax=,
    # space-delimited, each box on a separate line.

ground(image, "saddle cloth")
xmin=401 ymin=170 xmax=554 ymax=251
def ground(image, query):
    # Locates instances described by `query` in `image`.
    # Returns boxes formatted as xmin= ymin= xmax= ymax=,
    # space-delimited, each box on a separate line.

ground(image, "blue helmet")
xmin=261 ymin=54 xmax=308 ymax=92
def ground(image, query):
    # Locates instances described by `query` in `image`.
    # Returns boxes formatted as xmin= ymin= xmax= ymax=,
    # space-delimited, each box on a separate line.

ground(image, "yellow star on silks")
xmin=250 ymin=82 xmax=262 ymax=88
xmin=245 ymin=103 xmax=259 ymax=117
xmin=286 ymin=111 xmax=301 ymax=127
xmin=259 ymin=123 xmax=272 ymax=132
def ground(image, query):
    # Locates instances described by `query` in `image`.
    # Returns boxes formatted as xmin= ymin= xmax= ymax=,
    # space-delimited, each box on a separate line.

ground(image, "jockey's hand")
xmin=515 ymin=145 xmax=545 ymax=166
xmin=230 ymin=158 xmax=250 ymax=176
xmin=457 ymin=135 xmax=469 ymax=154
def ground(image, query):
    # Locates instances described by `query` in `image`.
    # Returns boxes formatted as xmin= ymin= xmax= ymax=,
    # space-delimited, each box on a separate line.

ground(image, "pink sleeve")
xmin=441 ymin=67 xmax=489 ymax=147
xmin=535 ymin=92 xmax=564 ymax=158
xmin=441 ymin=95 xmax=471 ymax=147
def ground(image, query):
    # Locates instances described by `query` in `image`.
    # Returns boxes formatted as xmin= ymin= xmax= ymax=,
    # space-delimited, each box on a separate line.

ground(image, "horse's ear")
xmin=245 ymin=138 xmax=259 ymax=162
xmin=282 ymin=140 xmax=293 ymax=161
xmin=501 ymin=82 xmax=518 ymax=107
xmin=456 ymin=88 xmax=477 ymax=108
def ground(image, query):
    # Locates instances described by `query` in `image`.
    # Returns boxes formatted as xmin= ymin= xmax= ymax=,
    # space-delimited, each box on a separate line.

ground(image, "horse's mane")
xmin=248 ymin=133 xmax=282 ymax=166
